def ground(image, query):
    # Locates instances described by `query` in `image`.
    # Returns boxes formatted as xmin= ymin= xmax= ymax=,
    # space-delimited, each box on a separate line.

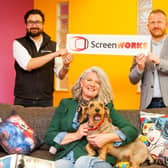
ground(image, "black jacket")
xmin=14 ymin=32 xmax=56 ymax=100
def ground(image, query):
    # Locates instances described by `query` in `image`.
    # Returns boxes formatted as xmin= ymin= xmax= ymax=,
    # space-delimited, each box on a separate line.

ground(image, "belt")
xmin=152 ymin=98 xmax=163 ymax=102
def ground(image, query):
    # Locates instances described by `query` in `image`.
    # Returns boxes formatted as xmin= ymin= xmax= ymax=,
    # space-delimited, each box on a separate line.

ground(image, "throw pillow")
xmin=140 ymin=111 xmax=168 ymax=166
xmin=0 ymin=113 xmax=40 ymax=154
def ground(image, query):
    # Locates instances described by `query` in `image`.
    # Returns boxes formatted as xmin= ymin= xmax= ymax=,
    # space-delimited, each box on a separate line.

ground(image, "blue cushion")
xmin=0 ymin=114 xmax=40 ymax=154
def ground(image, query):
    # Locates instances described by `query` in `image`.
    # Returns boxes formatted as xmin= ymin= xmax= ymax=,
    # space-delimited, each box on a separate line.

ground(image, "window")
xmin=55 ymin=2 xmax=69 ymax=90
xmin=137 ymin=0 xmax=152 ymax=35
xmin=137 ymin=0 xmax=152 ymax=92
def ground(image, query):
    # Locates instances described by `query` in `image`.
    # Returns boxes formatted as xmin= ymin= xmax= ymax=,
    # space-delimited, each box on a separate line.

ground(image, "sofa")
xmin=0 ymin=103 xmax=166 ymax=168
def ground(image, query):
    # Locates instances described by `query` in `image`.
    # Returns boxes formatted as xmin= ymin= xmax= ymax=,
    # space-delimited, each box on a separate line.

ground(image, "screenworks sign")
xmin=66 ymin=34 xmax=151 ymax=56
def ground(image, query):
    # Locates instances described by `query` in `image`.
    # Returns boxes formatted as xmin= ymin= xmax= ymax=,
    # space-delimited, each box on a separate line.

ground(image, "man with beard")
xmin=129 ymin=9 xmax=168 ymax=109
xmin=13 ymin=9 xmax=72 ymax=107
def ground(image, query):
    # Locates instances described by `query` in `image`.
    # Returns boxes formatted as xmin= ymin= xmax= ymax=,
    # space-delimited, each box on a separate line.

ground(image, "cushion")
xmin=14 ymin=106 xmax=55 ymax=141
xmin=140 ymin=111 xmax=168 ymax=166
xmin=0 ymin=112 xmax=41 ymax=154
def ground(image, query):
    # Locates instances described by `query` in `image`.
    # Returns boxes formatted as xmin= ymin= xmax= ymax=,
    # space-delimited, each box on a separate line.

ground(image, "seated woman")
xmin=44 ymin=66 xmax=138 ymax=168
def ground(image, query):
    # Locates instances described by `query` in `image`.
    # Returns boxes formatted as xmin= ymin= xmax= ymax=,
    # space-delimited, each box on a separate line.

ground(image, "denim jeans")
xmin=14 ymin=97 xmax=52 ymax=107
xmin=54 ymin=156 xmax=113 ymax=168
xmin=147 ymin=98 xmax=166 ymax=109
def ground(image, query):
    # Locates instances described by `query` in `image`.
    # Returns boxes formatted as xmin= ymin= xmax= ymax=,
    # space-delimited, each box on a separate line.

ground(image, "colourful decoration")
xmin=115 ymin=161 xmax=130 ymax=168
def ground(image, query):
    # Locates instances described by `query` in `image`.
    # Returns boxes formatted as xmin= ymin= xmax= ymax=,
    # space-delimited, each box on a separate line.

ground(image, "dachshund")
xmin=78 ymin=100 xmax=153 ymax=168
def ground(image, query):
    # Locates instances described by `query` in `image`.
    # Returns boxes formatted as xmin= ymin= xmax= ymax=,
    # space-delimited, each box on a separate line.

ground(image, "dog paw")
xmin=88 ymin=151 xmax=96 ymax=156
xmin=130 ymin=166 xmax=139 ymax=168
xmin=98 ymin=156 xmax=106 ymax=161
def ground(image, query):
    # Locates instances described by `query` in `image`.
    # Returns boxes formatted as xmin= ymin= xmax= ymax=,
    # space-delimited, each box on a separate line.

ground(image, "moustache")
xmin=152 ymin=28 xmax=161 ymax=31
xmin=30 ymin=28 xmax=40 ymax=31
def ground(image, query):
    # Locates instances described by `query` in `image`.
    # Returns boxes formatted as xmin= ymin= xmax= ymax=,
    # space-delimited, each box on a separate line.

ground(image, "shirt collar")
xmin=152 ymin=35 xmax=167 ymax=46
xmin=30 ymin=36 xmax=43 ymax=45
xmin=30 ymin=36 xmax=43 ymax=51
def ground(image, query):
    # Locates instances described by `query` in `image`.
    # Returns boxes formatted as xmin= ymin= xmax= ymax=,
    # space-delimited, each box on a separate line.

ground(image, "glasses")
xmin=26 ymin=20 xmax=43 ymax=26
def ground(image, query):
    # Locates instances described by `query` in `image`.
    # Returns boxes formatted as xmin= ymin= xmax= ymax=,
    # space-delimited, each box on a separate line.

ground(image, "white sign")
xmin=66 ymin=34 xmax=151 ymax=56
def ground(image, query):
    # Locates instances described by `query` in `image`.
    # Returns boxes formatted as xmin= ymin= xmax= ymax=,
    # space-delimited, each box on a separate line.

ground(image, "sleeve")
xmin=128 ymin=57 xmax=143 ymax=84
xmin=44 ymin=99 xmax=65 ymax=145
xmin=44 ymin=99 xmax=73 ymax=150
xmin=53 ymin=132 xmax=67 ymax=144
xmin=107 ymin=102 xmax=139 ymax=146
xmin=113 ymin=130 xmax=126 ymax=147
xmin=13 ymin=40 xmax=31 ymax=70
xmin=54 ymin=57 xmax=63 ymax=77
xmin=156 ymin=58 xmax=168 ymax=74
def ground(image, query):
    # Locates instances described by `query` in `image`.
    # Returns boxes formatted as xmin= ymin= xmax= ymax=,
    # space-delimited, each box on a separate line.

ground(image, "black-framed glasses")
xmin=26 ymin=20 xmax=43 ymax=26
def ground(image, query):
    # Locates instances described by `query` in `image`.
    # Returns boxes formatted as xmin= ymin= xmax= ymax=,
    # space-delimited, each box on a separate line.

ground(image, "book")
xmin=0 ymin=154 xmax=54 ymax=168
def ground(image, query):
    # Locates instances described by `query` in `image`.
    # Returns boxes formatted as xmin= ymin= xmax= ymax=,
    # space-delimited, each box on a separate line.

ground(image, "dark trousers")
xmin=14 ymin=97 xmax=53 ymax=107
xmin=147 ymin=98 xmax=166 ymax=109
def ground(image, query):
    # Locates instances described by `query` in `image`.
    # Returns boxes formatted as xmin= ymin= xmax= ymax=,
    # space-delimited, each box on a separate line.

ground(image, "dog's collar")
xmin=88 ymin=119 xmax=104 ymax=131
xmin=78 ymin=99 xmax=89 ymax=106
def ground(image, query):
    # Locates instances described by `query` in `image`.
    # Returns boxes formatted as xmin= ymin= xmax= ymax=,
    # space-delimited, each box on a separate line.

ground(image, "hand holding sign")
xmin=66 ymin=34 xmax=151 ymax=56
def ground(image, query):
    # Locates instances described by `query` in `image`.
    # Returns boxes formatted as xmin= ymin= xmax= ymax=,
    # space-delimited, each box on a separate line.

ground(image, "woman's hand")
xmin=87 ymin=133 xmax=121 ymax=148
xmin=76 ymin=122 xmax=89 ymax=140
xmin=60 ymin=122 xmax=88 ymax=145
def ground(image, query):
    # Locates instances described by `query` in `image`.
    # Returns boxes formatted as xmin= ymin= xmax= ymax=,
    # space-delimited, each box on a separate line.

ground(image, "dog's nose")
xmin=95 ymin=108 xmax=100 ymax=113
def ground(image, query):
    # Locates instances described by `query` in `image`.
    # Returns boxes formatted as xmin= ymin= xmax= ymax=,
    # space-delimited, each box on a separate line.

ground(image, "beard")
xmin=27 ymin=28 xmax=43 ymax=37
xmin=150 ymin=28 xmax=166 ymax=39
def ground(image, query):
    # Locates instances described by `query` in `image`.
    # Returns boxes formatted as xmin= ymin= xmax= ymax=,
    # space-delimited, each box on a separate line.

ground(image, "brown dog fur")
xmin=79 ymin=100 xmax=153 ymax=168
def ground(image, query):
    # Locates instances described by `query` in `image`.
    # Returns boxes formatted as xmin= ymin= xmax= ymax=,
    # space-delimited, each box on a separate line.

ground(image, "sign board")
xmin=66 ymin=34 xmax=151 ymax=56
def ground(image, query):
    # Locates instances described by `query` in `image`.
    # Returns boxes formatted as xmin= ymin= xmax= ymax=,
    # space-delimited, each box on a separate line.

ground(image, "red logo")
xmin=69 ymin=36 xmax=89 ymax=51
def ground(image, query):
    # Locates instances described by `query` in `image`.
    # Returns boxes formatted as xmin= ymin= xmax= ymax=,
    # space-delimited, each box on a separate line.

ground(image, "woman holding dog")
xmin=44 ymin=66 xmax=138 ymax=168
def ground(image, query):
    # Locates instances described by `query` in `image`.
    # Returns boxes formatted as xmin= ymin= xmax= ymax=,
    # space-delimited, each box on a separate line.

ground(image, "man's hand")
xmin=148 ymin=52 xmax=160 ymax=64
xmin=54 ymin=48 xmax=72 ymax=68
xmin=54 ymin=48 xmax=69 ymax=57
xmin=135 ymin=53 xmax=147 ymax=71
xmin=62 ymin=53 xmax=72 ymax=68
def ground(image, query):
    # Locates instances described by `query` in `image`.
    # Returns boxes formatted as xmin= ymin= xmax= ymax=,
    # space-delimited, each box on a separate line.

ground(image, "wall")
xmin=153 ymin=0 xmax=168 ymax=17
xmin=0 ymin=0 xmax=33 ymax=104
xmin=34 ymin=0 xmax=138 ymax=109
xmin=1 ymin=0 xmax=167 ymax=108
xmin=68 ymin=0 xmax=138 ymax=109
xmin=34 ymin=0 xmax=168 ymax=109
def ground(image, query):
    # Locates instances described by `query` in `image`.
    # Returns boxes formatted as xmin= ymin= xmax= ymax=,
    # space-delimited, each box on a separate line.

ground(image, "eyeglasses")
xmin=26 ymin=20 xmax=43 ymax=26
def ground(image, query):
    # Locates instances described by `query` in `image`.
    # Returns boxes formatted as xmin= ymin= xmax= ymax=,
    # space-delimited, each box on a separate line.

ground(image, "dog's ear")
xmin=104 ymin=107 xmax=112 ymax=122
xmin=78 ymin=105 xmax=88 ymax=123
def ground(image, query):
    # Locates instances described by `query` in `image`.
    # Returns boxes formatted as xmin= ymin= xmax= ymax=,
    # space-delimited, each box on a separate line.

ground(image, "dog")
xmin=78 ymin=100 xmax=153 ymax=168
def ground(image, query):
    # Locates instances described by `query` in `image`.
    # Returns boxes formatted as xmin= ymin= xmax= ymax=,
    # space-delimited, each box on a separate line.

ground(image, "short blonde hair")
xmin=71 ymin=66 xmax=113 ymax=104
xmin=149 ymin=9 xmax=167 ymax=20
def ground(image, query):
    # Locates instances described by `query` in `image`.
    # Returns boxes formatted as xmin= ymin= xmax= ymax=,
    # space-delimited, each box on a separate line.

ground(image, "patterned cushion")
xmin=0 ymin=113 xmax=41 ymax=154
xmin=140 ymin=111 xmax=168 ymax=166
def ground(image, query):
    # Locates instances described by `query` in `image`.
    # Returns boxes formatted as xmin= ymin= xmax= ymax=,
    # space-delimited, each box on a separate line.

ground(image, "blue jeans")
xmin=14 ymin=97 xmax=52 ymax=107
xmin=147 ymin=98 xmax=166 ymax=109
xmin=54 ymin=156 xmax=113 ymax=168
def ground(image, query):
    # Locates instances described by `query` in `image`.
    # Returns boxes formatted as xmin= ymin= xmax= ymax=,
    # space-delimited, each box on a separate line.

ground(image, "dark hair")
xmin=149 ymin=9 xmax=167 ymax=18
xmin=24 ymin=9 xmax=45 ymax=23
